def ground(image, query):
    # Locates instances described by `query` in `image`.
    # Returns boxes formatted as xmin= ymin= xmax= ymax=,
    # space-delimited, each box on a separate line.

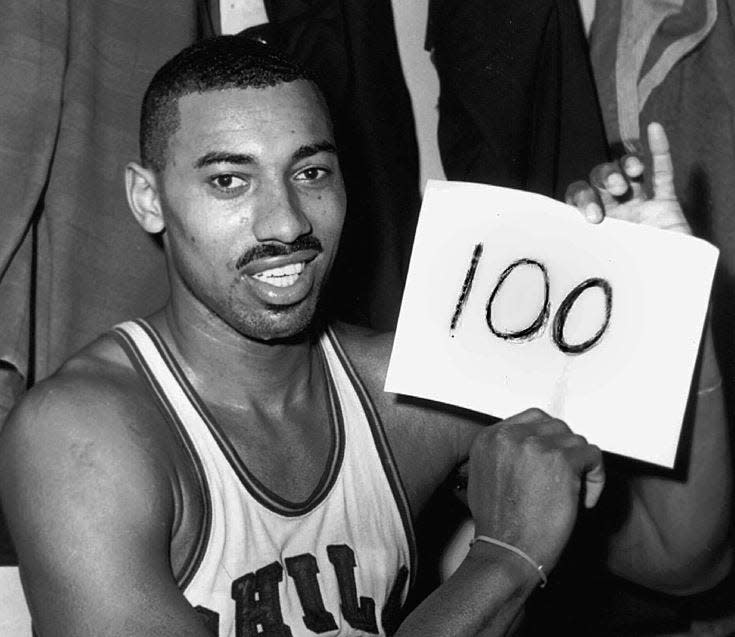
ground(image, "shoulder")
xmin=3 ymin=333 xmax=165 ymax=455
xmin=329 ymin=322 xmax=487 ymax=512
xmin=329 ymin=321 xmax=486 ymax=443
xmin=329 ymin=321 xmax=393 ymax=391
xmin=0 ymin=334 xmax=176 ymax=534
xmin=0 ymin=334 xmax=211 ymax=635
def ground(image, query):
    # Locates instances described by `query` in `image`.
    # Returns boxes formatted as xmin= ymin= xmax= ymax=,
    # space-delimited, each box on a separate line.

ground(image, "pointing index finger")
xmin=648 ymin=122 xmax=676 ymax=201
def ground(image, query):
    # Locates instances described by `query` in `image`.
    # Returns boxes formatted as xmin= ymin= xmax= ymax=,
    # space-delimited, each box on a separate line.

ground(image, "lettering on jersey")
xmin=194 ymin=605 xmax=220 ymax=634
xmin=285 ymin=553 xmax=339 ymax=633
xmin=225 ymin=545 xmax=403 ymax=635
xmin=231 ymin=561 xmax=292 ymax=637
xmin=327 ymin=544 xmax=379 ymax=634
xmin=381 ymin=565 xmax=409 ymax=636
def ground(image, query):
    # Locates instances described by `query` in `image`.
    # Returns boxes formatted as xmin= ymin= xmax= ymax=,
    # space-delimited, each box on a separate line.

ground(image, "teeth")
xmin=252 ymin=262 xmax=305 ymax=287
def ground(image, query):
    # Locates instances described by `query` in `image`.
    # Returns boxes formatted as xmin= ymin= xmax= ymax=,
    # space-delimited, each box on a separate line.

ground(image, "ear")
xmin=125 ymin=162 xmax=166 ymax=234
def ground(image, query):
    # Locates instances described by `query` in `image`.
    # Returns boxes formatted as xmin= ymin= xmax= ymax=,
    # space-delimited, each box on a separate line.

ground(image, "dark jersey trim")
xmin=111 ymin=326 xmax=212 ymax=591
xmin=135 ymin=319 xmax=346 ymax=518
xmin=324 ymin=327 xmax=418 ymax=588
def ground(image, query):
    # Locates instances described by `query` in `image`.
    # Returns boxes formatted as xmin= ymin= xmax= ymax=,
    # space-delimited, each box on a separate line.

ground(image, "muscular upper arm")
xmin=334 ymin=324 xmax=489 ymax=512
xmin=0 ymin=373 xmax=210 ymax=636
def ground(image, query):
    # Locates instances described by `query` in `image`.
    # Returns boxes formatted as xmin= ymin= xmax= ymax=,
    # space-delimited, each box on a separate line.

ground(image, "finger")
xmin=564 ymin=180 xmax=603 ymax=223
xmin=621 ymin=152 xmax=644 ymax=179
xmin=621 ymin=152 xmax=645 ymax=200
xmin=647 ymin=122 xmax=677 ymax=201
xmin=590 ymin=161 xmax=629 ymax=200
xmin=544 ymin=432 xmax=589 ymax=449
xmin=566 ymin=443 xmax=605 ymax=508
xmin=505 ymin=407 xmax=552 ymax=425
xmin=499 ymin=409 xmax=570 ymax=438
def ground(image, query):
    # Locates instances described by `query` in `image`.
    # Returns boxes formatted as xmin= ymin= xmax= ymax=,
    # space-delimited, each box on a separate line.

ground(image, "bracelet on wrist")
xmin=469 ymin=535 xmax=547 ymax=588
xmin=697 ymin=378 xmax=722 ymax=397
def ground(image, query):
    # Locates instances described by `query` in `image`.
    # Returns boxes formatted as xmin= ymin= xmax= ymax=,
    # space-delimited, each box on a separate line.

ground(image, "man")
xmin=0 ymin=36 xmax=730 ymax=636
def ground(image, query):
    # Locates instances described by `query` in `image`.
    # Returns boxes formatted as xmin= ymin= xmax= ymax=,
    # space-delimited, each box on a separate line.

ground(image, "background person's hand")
xmin=565 ymin=122 xmax=691 ymax=235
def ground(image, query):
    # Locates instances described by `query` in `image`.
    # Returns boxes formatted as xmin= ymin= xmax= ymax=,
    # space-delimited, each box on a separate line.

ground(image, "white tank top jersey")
xmin=112 ymin=320 xmax=416 ymax=637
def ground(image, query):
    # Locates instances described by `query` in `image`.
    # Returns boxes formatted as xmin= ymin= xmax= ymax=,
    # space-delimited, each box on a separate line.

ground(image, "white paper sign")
xmin=0 ymin=567 xmax=31 ymax=635
xmin=385 ymin=180 xmax=719 ymax=467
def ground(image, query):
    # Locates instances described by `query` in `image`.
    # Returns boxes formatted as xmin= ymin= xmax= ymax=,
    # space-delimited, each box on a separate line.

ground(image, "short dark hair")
xmin=140 ymin=35 xmax=318 ymax=172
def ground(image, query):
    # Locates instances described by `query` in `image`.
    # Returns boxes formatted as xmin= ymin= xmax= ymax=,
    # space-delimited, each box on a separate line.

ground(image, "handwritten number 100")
xmin=450 ymin=243 xmax=613 ymax=355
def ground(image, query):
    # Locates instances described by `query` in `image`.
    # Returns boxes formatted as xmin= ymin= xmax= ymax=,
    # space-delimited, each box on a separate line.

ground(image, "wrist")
xmin=465 ymin=538 xmax=544 ymax=593
xmin=697 ymin=377 xmax=722 ymax=397
xmin=697 ymin=320 xmax=722 ymax=395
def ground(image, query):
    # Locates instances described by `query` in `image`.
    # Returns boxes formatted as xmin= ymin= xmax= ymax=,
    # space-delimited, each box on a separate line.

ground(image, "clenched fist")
xmin=467 ymin=408 xmax=605 ymax=571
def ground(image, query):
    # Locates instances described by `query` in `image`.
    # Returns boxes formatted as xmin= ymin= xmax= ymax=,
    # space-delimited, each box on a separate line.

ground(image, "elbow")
xmin=638 ymin=542 xmax=733 ymax=596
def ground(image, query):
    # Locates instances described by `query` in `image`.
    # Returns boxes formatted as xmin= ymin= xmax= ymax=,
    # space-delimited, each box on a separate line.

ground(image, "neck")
xmin=151 ymin=297 xmax=322 ymax=409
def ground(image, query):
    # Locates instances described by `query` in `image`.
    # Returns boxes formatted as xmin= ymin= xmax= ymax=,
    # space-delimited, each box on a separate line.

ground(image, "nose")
xmin=252 ymin=178 xmax=312 ymax=244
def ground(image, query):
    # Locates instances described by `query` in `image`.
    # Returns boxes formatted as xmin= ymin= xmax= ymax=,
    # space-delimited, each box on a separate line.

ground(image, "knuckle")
xmin=525 ymin=407 xmax=548 ymax=421
xmin=519 ymin=433 xmax=545 ymax=456
xmin=589 ymin=163 xmax=611 ymax=187
xmin=476 ymin=422 xmax=510 ymax=449
xmin=623 ymin=154 xmax=643 ymax=173
xmin=565 ymin=180 xmax=591 ymax=204
xmin=492 ymin=425 xmax=516 ymax=449
xmin=546 ymin=418 xmax=571 ymax=434
xmin=589 ymin=443 xmax=603 ymax=459
xmin=570 ymin=433 xmax=588 ymax=447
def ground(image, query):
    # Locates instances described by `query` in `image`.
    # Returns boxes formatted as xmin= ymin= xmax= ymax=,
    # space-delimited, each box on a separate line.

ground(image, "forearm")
xmin=608 ymin=324 xmax=732 ymax=593
xmin=396 ymin=543 xmax=538 ymax=636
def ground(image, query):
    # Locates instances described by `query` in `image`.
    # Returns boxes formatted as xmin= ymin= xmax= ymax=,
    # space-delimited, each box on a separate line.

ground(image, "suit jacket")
xmin=429 ymin=0 xmax=609 ymax=199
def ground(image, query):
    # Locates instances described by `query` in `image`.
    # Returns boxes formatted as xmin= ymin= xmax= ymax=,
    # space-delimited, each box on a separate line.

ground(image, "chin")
xmin=233 ymin=301 xmax=320 ymax=344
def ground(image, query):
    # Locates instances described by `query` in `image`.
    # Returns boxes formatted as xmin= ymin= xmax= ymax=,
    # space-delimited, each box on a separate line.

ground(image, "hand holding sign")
xmin=386 ymin=126 xmax=718 ymax=467
xmin=468 ymin=409 xmax=605 ymax=572
xmin=567 ymin=122 xmax=690 ymax=234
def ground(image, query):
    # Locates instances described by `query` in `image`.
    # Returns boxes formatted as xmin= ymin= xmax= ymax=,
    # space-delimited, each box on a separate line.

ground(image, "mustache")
xmin=235 ymin=235 xmax=323 ymax=270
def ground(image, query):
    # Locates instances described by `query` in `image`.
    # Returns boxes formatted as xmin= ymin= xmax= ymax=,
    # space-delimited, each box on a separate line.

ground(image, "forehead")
xmin=169 ymin=81 xmax=333 ymax=163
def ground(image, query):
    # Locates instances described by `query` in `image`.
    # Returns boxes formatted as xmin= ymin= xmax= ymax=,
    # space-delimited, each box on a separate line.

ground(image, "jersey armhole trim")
xmin=111 ymin=325 xmax=212 ymax=591
xmin=325 ymin=327 xmax=418 ymax=588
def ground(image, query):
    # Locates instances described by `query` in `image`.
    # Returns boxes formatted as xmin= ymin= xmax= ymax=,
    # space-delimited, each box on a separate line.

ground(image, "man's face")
xmin=158 ymin=81 xmax=346 ymax=342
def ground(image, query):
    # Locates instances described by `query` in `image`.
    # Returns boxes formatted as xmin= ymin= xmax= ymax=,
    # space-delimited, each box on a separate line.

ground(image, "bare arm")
xmin=0 ymin=374 xmax=212 ymax=636
xmin=396 ymin=545 xmax=535 ymax=637
xmin=345 ymin=330 xmax=606 ymax=635
xmin=394 ymin=407 xmax=604 ymax=637
xmin=567 ymin=122 xmax=732 ymax=593
xmin=604 ymin=324 xmax=731 ymax=593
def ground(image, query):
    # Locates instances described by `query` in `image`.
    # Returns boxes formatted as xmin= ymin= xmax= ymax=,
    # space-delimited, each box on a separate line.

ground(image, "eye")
xmin=209 ymin=174 xmax=248 ymax=193
xmin=294 ymin=166 xmax=330 ymax=182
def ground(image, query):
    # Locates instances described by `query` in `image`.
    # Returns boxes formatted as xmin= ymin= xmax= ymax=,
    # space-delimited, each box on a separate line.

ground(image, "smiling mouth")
xmin=251 ymin=261 xmax=306 ymax=287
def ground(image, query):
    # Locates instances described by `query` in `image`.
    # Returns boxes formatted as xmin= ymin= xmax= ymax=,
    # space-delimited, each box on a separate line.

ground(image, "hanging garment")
xmin=0 ymin=0 xmax=201 ymax=564
xmin=590 ymin=2 xmax=735 ymax=405
xmin=428 ymin=0 xmax=609 ymax=200
xmin=544 ymin=3 xmax=735 ymax=633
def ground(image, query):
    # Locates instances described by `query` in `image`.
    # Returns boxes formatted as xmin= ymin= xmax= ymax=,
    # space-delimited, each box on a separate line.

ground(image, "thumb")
xmin=569 ymin=443 xmax=606 ymax=508
xmin=584 ymin=458 xmax=606 ymax=509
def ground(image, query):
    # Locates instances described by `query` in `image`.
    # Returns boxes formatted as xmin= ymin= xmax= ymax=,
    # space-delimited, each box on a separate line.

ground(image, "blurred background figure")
xmin=0 ymin=2 xmax=205 ymax=632
xmin=585 ymin=0 xmax=735 ymax=634
xmin=0 ymin=0 xmax=204 ymax=559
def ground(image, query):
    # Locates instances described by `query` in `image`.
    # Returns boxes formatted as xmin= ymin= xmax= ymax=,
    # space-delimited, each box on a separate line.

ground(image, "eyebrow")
xmin=292 ymin=141 xmax=338 ymax=163
xmin=193 ymin=141 xmax=338 ymax=171
xmin=193 ymin=152 xmax=255 ymax=169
